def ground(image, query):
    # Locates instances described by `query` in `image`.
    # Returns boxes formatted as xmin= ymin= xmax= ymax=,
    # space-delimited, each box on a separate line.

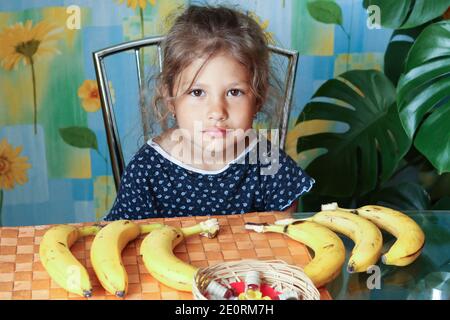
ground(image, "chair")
xmin=93 ymin=35 xmax=299 ymax=191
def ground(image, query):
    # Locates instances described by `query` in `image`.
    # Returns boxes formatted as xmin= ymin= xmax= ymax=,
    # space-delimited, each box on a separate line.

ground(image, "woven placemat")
xmin=0 ymin=212 xmax=332 ymax=300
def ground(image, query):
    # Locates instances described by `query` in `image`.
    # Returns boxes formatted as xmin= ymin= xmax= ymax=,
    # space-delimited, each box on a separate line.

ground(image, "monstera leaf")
xmin=297 ymin=70 xmax=411 ymax=197
xmin=397 ymin=21 xmax=450 ymax=174
xmin=363 ymin=0 xmax=450 ymax=29
xmin=368 ymin=182 xmax=430 ymax=210
xmin=384 ymin=20 xmax=439 ymax=86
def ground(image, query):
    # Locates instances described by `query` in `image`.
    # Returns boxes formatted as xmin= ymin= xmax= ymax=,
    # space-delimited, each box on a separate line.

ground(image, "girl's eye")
xmin=228 ymin=89 xmax=243 ymax=96
xmin=189 ymin=89 xmax=204 ymax=97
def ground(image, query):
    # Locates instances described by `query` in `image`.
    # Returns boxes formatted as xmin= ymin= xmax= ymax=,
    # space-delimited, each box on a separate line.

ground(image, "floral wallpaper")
xmin=0 ymin=0 xmax=392 ymax=226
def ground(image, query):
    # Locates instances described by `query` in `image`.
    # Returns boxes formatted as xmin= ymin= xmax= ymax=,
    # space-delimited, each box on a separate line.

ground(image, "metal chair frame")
xmin=93 ymin=35 xmax=299 ymax=190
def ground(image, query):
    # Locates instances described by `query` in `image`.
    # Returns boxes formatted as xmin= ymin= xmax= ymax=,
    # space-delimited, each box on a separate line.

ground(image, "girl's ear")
xmin=162 ymin=85 xmax=175 ymax=113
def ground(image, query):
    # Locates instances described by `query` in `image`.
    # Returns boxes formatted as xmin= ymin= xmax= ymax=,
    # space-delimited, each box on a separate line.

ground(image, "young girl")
xmin=104 ymin=5 xmax=314 ymax=221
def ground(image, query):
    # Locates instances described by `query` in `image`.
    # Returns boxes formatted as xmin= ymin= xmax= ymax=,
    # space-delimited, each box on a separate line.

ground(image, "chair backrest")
xmin=93 ymin=35 xmax=299 ymax=191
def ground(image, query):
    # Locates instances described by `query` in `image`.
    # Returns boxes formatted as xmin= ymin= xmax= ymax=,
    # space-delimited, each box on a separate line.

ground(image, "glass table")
xmin=293 ymin=211 xmax=450 ymax=300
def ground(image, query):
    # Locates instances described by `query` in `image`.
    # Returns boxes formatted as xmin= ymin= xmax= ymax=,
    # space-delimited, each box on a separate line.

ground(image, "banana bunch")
xmin=40 ymin=218 xmax=219 ymax=298
xmin=140 ymin=218 xmax=220 ymax=292
xmin=90 ymin=220 xmax=164 ymax=297
xmin=40 ymin=204 xmax=424 ymax=295
xmin=39 ymin=224 xmax=102 ymax=297
xmin=310 ymin=208 xmax=384 ymax=273
xmin=245 ymin=220 xmax=345 ymax=288
xmin=245 ymin=203 xmax=425 ymax=288
xmin=39 ymin=220 xmax=164 ymax=298
xmin=318 ymin=203 xmax=425 ymax=267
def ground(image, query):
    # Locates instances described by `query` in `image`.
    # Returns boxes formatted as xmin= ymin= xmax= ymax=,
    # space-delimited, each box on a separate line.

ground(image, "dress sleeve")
xmin=261 ymin=149 xmax=315 ymax=211
xmin=103 ymin=148 xmax=154 ymax=221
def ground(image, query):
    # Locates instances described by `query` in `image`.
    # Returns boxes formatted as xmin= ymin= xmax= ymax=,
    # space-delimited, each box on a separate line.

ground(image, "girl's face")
xmin=168 ymin=52 xmax=258 ymax=160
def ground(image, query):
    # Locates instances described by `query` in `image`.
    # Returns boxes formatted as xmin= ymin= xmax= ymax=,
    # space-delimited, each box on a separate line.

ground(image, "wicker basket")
xmin=193 ymin=259 xmax=320 ymax=300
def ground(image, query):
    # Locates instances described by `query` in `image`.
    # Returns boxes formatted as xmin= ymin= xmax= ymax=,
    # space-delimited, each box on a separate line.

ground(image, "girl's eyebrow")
xmin=227 ymin=81 xmax=250 ymax=87
xmin=183 ymin=81 xmax=250 ymax=88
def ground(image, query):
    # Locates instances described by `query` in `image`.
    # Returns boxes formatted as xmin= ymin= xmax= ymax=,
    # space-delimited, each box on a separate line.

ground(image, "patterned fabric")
xmin=104 ymin=136 xmax=315 ymax=220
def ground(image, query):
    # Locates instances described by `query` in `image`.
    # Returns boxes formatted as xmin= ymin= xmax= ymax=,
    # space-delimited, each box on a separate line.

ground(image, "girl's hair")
xmin=150 ymin=4 xmax=273 ymax=126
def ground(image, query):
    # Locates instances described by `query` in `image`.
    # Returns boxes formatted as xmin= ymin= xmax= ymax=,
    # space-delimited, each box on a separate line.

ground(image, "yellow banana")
xmin=311 ymin=209 xmax=383 ymax=273
xmin=322 ymin=203 xmax=425 ymax=266
xmin=245 ymin=220 xmax=345 ymax=288
xmin=39 ymin=224 xmax=102 ymax=297
xmin=90 ymin=220 xmax=163 ymax=297
xmin=140 ymin=218 xmax=220 ymax=292
xmin=355 ymin=205 xmax=425 ymax=266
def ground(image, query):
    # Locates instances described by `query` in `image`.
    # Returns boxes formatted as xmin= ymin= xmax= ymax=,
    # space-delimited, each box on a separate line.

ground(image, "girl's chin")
xmin=195 ymin=134 xmax=254 ymax=150
xmin=184 ymin=139 xmax=230 ymax=154
xmin=201 ymin=139 xmax=234 ymax=151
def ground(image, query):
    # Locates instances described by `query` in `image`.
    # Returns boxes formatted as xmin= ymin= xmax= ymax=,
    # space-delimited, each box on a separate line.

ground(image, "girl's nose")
xmin=207 ymin=96 xmax=228 ymax=121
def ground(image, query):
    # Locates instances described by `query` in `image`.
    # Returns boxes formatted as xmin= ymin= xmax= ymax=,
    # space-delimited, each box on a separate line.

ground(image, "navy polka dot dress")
xmin=104 ymin=136 xmax=315 ymax=220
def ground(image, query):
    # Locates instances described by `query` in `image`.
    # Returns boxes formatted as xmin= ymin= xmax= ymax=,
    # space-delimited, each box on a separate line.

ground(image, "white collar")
xmin=147 ymin=137 xmax=258 ymax=175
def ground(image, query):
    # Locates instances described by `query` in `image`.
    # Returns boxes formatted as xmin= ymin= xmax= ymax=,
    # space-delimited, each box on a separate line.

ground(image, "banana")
xmin=245 ymin=220 xmax=345 ymax=288
xmin=355 ymin=205 xmax=425 ymax=266
xmin=90 ymin=220 xmax=164 ymax=297
xmin=311 ymin=209 xmax=383 ymax=273
xmin=39 ymin=224 xmax=102 ymax=297
xmin=140 ymin=218 xmax=220 ymax=292
xmin=322 ymin=203 xmax=425 ymax=266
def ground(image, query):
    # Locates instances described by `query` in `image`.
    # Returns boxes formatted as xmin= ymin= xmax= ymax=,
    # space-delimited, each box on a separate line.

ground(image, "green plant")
xmin=383 ymin=20 xmax=438 ymax=86
xmin=298 ymin=0 xmax=450 ymax=211
xmin=297 ymin=70 xmax=411 ymax=197
xmin=306 ymin=0 xmax=352 ymax=71
xmin=397 ymin=21 xmax=450 ymax=174
xmin=363 ymin=0 xmax=449 ymax=29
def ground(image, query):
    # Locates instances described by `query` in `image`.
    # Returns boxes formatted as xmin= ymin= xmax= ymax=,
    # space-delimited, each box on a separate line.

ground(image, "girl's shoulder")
xmin=127 ymin=140 xmax=162 ymax=168
xmin=130 ymin=128 xmax=176 ymax=164
xmin=250 ymin=135 xmax=292 ymax=166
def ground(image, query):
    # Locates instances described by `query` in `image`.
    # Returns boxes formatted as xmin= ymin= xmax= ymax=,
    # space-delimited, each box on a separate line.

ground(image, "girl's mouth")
xmin=202 ymin=127 xmax=231 ymax=138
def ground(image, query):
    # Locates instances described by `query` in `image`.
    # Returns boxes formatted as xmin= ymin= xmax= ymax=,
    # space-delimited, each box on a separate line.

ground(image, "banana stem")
xmin=78 ymin=225 xmax=103 ymax=237
xmin=245 ymin=223 xmax=285 ymax=234
xmin=139 ymin=223 xmax=164 ymax=234
xmin=264 ymin=224 xmax=285 ymax=233
xmin=321 ymin=203 xmax=356 ymax=213
xmin=181 ymin=219 xmax=219 ymax=238
xmin=181 ymin=224 xmax=203 ymax=237
xmin=335 ymin=207 xmax=356 ymax=213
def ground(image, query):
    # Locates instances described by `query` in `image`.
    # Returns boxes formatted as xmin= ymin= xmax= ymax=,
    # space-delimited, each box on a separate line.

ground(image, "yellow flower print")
xmin=248 ymin=12 xmax=275 ymax=45
xmin=0 ymin=20 xmax=62 ymax=70
xmin=0 ymin=138 xmax=32 ymax=226
xmin=117 ymin=0 xmax=156 ymax=10
xmin=78 ymin=80 xmax=115 ymax=112
xmin=0 ymin=139 xmax=32 ymax=190
xmin=0 ymin=20 xmax=62 ymax=134
xmin=116 ymin=0 xmax=157 ymax=72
